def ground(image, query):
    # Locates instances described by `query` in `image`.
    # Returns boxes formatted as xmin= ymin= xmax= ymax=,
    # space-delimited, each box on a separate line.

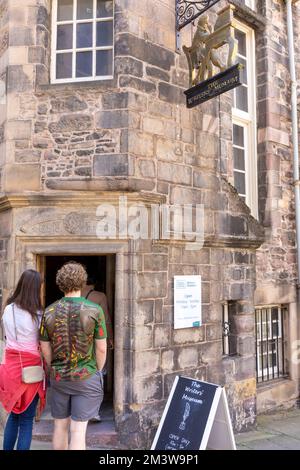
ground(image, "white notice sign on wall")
xmin=174 ymin=275 xmax=202 ymax=329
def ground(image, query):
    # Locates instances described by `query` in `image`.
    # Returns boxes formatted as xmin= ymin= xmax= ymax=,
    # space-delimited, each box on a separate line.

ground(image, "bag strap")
xmin=12 ymin=304 xmax=44 ymax=371
xmin=86 ymin=289 xmax=94 ymax=300
xmin=12 ymin=304 xmax=18 ymax=342
xmin=12 ymin=304 xmax=25 ymax=369
xmin=0 ymin=316 xmax=5 ymax=343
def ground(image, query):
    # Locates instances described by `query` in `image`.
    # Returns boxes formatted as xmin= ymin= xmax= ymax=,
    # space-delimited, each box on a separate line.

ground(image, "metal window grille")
xmin=222 ymin=303 xmax=230 ymax=355
xmin=255 ymin=306 xmax=287 ymax=383
xmin=222 ymin=303 xmax=237 ymax=356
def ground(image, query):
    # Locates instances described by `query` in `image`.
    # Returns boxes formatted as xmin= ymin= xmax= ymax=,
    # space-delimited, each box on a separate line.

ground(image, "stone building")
xmin=0 ymin=0 xmax=299 ymax=449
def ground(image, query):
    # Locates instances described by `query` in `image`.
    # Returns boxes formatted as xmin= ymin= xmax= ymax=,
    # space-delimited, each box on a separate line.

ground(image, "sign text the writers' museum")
xmin=184 ymin=63 xmax=242 ymax=108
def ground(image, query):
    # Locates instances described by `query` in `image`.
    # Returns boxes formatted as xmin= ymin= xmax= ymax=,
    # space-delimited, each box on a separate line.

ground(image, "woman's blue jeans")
xmin=3 ymin=394 xmax=39 ymax=450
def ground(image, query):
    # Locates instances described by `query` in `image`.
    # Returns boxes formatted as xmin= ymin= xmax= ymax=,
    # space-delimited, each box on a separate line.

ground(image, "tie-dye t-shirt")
xmin=40 ymin=297 xmax=107 ymax=381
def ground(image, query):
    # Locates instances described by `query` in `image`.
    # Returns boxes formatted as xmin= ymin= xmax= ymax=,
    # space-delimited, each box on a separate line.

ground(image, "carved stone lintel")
xmin=19 ymin=212 xmax=96 ymax=237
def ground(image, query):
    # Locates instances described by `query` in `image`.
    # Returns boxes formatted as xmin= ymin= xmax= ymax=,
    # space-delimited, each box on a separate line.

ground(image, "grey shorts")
xmin=50 ymin=371 xmax=104 ymax=422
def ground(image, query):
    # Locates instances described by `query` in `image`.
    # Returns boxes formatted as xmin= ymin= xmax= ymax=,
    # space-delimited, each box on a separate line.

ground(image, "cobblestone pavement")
xmin=236 ymin=408 xmax=300 ymax=450
xmin=0 ymin=436 xmax=108 ymax=450
xmin=2 ymin=408 xmax=300 ymax=450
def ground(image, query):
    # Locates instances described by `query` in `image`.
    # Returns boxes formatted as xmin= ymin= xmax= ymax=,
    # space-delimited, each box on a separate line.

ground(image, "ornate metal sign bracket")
xmin=176 ymin=0 xmax=222 ymax=51
xmin=180 ymin=3 xmax=243 ymax=107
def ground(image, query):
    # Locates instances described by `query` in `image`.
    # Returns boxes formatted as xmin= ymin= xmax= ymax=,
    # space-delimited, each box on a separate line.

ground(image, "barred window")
xmin=52 ymin=0 xmax=114 ymax=83
xmin=222 ymin=302 xmax=237 ymax=356
xmin=255 ymin=306 xmax=288 ymax=383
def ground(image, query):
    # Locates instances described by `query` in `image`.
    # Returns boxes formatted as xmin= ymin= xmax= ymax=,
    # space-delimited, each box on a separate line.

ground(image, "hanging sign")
xmin=182 ymin=5 xmax=243 ymax=107
xmin=151 ymin=376 xmax=236 ymax=450
xmin=184 ymin=63 xmax=242 ymax=108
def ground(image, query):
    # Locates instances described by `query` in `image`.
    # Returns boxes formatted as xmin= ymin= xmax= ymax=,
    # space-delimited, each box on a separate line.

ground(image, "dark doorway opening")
xmin=45 ymin=256 xmax=108 ymax=306
xmin=39 ymin=254 xmax=115 ymax=422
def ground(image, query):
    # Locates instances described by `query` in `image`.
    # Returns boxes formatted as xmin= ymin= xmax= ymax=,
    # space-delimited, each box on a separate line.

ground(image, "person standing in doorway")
xmin=40 ymin=262 xmax=107 ymax=451
xmin=0 ymin=270 xmax=46 ymax=451
xmin=82 ymin=275 xmax=114 ymax=350
xmin=82 ymin=275 xmax=114 ymax=423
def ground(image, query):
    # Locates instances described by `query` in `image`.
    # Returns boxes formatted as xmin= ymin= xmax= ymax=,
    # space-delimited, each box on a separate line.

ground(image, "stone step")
xmin=35 ymin=392 xmax=123 ymax=449
xmin=33 ymin=419 xmax=123 ymax=449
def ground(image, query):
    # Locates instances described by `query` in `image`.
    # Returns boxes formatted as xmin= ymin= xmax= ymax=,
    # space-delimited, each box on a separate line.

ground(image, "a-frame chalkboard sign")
xmin=151 ymin=376 xmax=236 ymax=450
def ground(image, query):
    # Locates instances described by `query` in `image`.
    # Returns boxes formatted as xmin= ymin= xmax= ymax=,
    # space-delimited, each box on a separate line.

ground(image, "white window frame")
xmin=232 ymin=19 xmax=258 ymax=219
xmin=51 ymin=0 xmax=114 ymax=84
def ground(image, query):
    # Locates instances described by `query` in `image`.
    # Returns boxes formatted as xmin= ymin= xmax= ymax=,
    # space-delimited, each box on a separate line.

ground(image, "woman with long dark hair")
xmin=0 ymin=269 xmax=46 ymax=450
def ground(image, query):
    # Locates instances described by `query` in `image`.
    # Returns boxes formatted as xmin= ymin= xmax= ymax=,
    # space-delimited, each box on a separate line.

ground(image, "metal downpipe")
xmin=286 ymin=0 xmax=300 ymax=289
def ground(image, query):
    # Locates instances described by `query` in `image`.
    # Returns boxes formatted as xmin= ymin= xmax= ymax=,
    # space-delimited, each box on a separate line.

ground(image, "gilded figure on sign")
xmin=183 ymin=5 xmax=238 ymax=87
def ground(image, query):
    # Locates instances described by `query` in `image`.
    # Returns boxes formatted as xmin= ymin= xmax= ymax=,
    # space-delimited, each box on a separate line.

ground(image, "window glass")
xmin=233 ymin=147 xmax=245 ymax=171
xmin=239 ymin=58 xmax=247 ymax=85
xmin=57 ymin=24 xmax=73 ymax=50
xmin=76 ymin=51 xmax=93 ymax=77
xmin=97 ymin=0 xmax=114 ymax=18
xmin=56 ymin=53 xmax=72 ymax=78
xmin=57 ymin=0 xmax=73 ymax=21
xmin=233 ymin=124 xmax=246 ymax=197
xmin=234 ymin=171 xmax=246 ymax=195
xmin=236 ymin=30 xmax=246 ymax=57
xmin=234 ymin=29 xmax=249 ymax=113
xmin=233 ymin=124 xmax=244 ymax=147
xmin=77 ymin=23 xmax=93 ymax=48
xmin=77 ymin=0 xmax=93 ymax=19
xmin=96 ymin=49 xmax=113 ymax=75
xmin=96 ymin=21 xmax=113 ymax=47
xmin=236 ymin=85 xmax=248 ymax=112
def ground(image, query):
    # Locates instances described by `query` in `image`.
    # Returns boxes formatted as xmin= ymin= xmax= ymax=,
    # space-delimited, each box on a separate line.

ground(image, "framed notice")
xmin=174 ymin=275 xmax=201 ymax=329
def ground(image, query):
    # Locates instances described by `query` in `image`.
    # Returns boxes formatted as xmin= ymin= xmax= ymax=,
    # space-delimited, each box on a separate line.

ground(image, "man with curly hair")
xmin=39 ymin=261 xmax=107 ymax=450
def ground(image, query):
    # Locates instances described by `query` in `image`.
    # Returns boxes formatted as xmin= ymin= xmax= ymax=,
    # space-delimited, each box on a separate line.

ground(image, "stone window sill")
xmin=257 ymin=376 xmax=291 ymax=392
xmin=37 ymin=77 xmax=118 ymax=92
xmin=229 ymin=0 xmax=267 ymax=31
xmin=222 ymin=354 xmax=240 ymax=360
